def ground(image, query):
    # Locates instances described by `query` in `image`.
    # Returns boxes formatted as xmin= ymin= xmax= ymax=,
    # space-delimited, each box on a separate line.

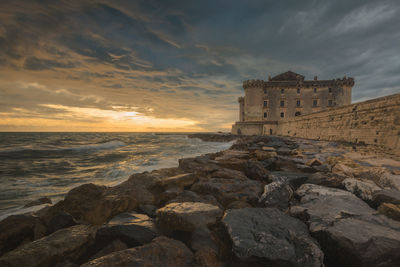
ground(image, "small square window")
xmin=296 ymin=100 xmax=301 ymax=107
xmin=280 ymin=112 xmax=284 ymax=118
xmin=297 ymin=88 xmax=300 ymax=94
xmin=264 ymin=89 xmax=267 ymax=94
xmin=281 ymin=88 xmax=285 ymax=94
xmin=314 ymin=88 xmax=317 ymax=93
xmin=329 ymin=88 xmax=332 ymax=93
xmin=280 ymin=100 xmax=285 ymax=107
xmin=263 ymin=100 xmax=268 ymax=107
xmin=313 ymin=100 xmax=318 ymax=106
xmin=328 ymin=100 xmax=333 ymax=106
xmin=263 ymin=112 xmax=267 ymax=118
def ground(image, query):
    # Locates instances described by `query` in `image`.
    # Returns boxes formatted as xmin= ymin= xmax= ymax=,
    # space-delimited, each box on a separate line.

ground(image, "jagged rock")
xmin=356 ymin=168 xmax=400 ymax=191
xmin=259 ymin=178 xmax=293 ymax=210
xmin=222 ymin=208 xmax=324 ymax=267
xmin=215 ymin=157 xmax=248 ymax=171
xmin=191 ymin=228 xmax=223 ymax=267
xmin=178 ymin=156 xmax=219 ymax=174
xmin=244 ymin=159 xmax=269 ymax=181
xmin=214 ymin=150 xmax=250 ymax=161
xmin=332 ymin=163 xmax=356 ymax=176
xmin=254 ymin=150 xmax=277 ymax=160
xmin=378 ymin=203 xmax=400 ymax=221
xmin=211 ymin=168 xmax=248 ymax=180
xmin=0 ymin=214 xmax=45 ymax=256
xmin=23 ymin=197 xmax=52 ymax=208
xmin=0 ymin=225 xmax=96 ymax=267
xmin=226 ymin=200 xmax=252 ymax=209
xmin=88 ymin=240 xmax=127 ymax=262
xmin=342 ymin=178 xmax=381 ymax=203
xmin=37 ymin=205 xmax=77 ymax=235
xmin=372 ymin=189 xmax=400 ymax=207
xmin=262 ymin=146 xmax=276 ymax=152
xmin=138 ymin=204 xmax=157 ymax=218
xmin=191 ymin=177 xmax=263 ymax=207
xmin=270 ymin=171 xmax=310 ymax=190
xmin=157 ymin=173 xmax=197 ymax=189
xmin=167 ymin=190 xmax=222 ymax=208
xmin=95 ymin=212 xmax=158 ymax=248
xmin=82 ymin=236 xmax=193 ymax=267
xmin=291 ymin=184 xmax=400 ymax=267
xmin=156 ymin=202 xmax=222 ymax=234
xmin=277 ymin=147 xmax=292 ymax=156
xmin=306 ymin=172 xmax=345 ymax=188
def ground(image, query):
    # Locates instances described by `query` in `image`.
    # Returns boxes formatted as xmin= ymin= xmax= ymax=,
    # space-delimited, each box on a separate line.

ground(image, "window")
xmin=313 ymin=99 xmax=318 ymax=106
xmin=328 ymin=100 xmax=333 ymax=106
xmin=297 ymin=88 xmax=300 ymax=94
xmin=263 ymin=100 xmax=268 ymax=107
xmin=264 ymin=88 xmax=267 ymax=94
xmin=280 ymin=112 xmax=284 ymax=118
xmin=296 ymin=100 xmax=301 ymax=107
xmin=263 ymin=112 xmax=267 ymax=118
xmin=281 ymin=88 xmax=285 ymax=94
xmin=329 ymin=88 xmax=332 ymax=93
xmin=280 ymin=100 xmax=285 ymax=107
xmin=295 ymin=111 xmax=301 ymax=116
xmin=314 ymin=88 xmax=317 ymax=93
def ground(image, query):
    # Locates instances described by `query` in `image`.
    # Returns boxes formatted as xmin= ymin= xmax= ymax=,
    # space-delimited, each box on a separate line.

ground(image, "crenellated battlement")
xmin=243 ymin=79 xmax=265 ymax=89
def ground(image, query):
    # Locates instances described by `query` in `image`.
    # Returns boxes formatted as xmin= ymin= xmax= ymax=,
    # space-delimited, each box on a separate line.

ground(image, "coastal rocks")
xmin=37 ymin=206 xmax=77 ymax=235
xmin=305 ymin=172 xmax=345 ymax=189
xmin=378 ymin=203 xmax=400 ymax=221
xmin=342 ymin=178 xmax=381 ymax=203
xmin=0 ymin=225 xmax=96 ymax=267
xmin=191 ymin=227 xmax=223 ymax=267
xmin=222 ymin=208 xmax=324 ymax=267
xmin=254 ymin=149 xmax=277 ymax=160
xmin=157 ymin=173 xmax=197 ymax=190
xmin=178 ymin=155 xmax=219 ymax=174
xmin=191 ymin=178 xmax=263 ymax=207
xmin=372 ymin=189 xmax=400 ymax=207
xmin=244 ymin=159 xmax=270 ymax=181
xmin=291 ymin=183 xmax=400 ymax=267
xmin=95 ymin=211 xmax=158 ymax=248
xmin=356 ymin=168 xmax=400 ymax=191
xmin=211 ymin=168 xmax=248 ymax=180
xmin=259 ymin=176 xmax=293 ymax=210
xmin=23 ymin=197 xmax=52 ymax=208
xmin=82 ymin=236 xmax=193 ymax=267
xmin=156 ymin=202 xmax=222 ymax=234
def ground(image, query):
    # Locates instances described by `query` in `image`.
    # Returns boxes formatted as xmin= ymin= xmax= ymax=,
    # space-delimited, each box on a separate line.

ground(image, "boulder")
xmin=178 ymin=155 xmax=219 ymax=174
xmin=167 ymin=190 xmax=222 ymax=208
xmin=306 ymin=158 xmax=323 ymax=167
xmin=378 ymin=203 xmax=400 ymax=221
xmin=0 ymin=225 xmax=96 ymax=267
xmin=37 ymin=205 xmax=77 ymax=235
xmin=156 ymin=202 xmax=222 ymax=234
xmin=269 ymin=171 xmax=310 ymax=190
xmin=332 ymin=163 xmax=356 ymax=176
xmin=259 ymin=177 xmax=293 ymax=210
xmin=157 ymin=173 xmax=196 ymax=189
xmin=342 ymin=178 xmax=381 ymax=203
xmin=0 ymin=214 xmax=45 ymax=256
xmin=291 ymin=184 xmax=400 ymax=267
xmin=254 ymin=150 xmax=277 ymax=160
xmin=191 ymin=178 xmax=263 ymax=207
xmin=244 ymin=160 xmax=269 ymax=181
xmin=276 ymin=147 xmax=292 ymax=156
xmin=95 ymin=212 xmax=158 ymax=248
xmin=88 ymin=240 xmax=127 ymax=262
xmin=82 ymin=236 xmax=193 ymax=267
xmin=306 ymin=172 xmax=345 ymax=189
xmin=222 ymin=208 xmax=324 ymax=267
xmin=372 ymin=189 xmax=400 ymax=207
xmin=210 ymin=168 xmax=248 ymax=180
xmin=191 ymin=227 xmax=223 ymax=267
xmin=214 ymin=150 xmax=250 ymax=161
xmin=215 ymin=157 xmax=248 ymax=171
xmin=23 ymin=197 xmax=52 ymax=208
xmin=262 ymin=146 xmax=276 ymax=152
xmin=355 ymin=168 xmax=400 ymax=190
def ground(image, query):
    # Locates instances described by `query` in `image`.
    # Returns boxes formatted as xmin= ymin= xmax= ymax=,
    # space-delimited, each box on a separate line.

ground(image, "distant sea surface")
xmin=0 ymin=132 xmax=232 ymax=219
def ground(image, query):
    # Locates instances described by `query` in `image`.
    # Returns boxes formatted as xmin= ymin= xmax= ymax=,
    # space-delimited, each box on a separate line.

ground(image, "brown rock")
xmin=23 ymin=197 xmax=52 ymax=208
xmin=244 ymin=160 xmax=269 ymax=181
xmin=88 ymin=239 xmax=128 ymax=262
xmin=306 ymin=158 xmax=323 ymax=167
xmin=82 ymin=236 xmax=193 ymax=267
xmin=255 ymin=150 xmax=277 ymax=160
xmin=214 ymin=150 xmax=250 ymax=161
xmin=378 ymin=203 xmax=400 ymax=221
xmin=211 ymin=168 xmax=248 ymax=180
xmin=0 ymin=225 xmax=96 ymax=267
xmin=215 ymin=158 xmax=248 ymax=171
xmin=157 ymin=173 xmax=197 ymax=189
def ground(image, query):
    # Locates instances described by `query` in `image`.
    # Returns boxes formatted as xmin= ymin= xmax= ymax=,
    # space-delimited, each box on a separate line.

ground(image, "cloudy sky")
xmin=1 ymin=0 xmax=399 ymax=132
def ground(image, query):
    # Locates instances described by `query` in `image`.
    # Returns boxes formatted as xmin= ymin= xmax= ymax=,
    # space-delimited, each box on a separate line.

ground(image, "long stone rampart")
xmin=274 ymin=93 xmax=400 ymax=155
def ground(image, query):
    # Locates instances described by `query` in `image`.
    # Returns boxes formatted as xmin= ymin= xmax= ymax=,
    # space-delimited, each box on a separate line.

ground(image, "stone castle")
xmin=232 ymin=71 xmax=354 ymax=135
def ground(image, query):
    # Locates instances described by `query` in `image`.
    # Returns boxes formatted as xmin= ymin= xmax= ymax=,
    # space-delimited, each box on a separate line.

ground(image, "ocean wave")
xmin=70 ymin=140 xmax=126 ymax=151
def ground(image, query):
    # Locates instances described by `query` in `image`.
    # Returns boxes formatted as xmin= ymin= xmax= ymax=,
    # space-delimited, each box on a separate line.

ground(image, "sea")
xmin=0 ymin=132 xmax=233 ymax=220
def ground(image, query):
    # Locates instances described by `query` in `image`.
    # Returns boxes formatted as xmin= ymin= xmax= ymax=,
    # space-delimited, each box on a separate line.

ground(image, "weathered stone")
xmin=372 ymin=189 xmax=400 ymax=207
xmin=178 ymin=156 xmax=219 ymax=173
xmin=226 ymin=200 xmax=252 ymax=209
xmin=259 ymin=178 xmax=293 ymax=210
xmin=262 ymin=146 xmax=276 ymax=152
xmin=191 ymin=178 xmax=263 ymax=207
xmin=378 ymin=203 xmax=400 ymax=221
xmin=88 ymin=240 xmax=127 ymax=262
xmin=167 ymin=190 xmax=222 ymax=208
xmin=244 ymin=159 xmax=269 ymax=181
xmin=211 ymin=168 xmax=248 ymax=180
xmin=95 ymin=212 xmax=158 ymax=248
xmin=306 ymin=158 xmax=323 ymax=167
xmin=215 ymin=157 xmax=248 ymax=171
xmin=82 ymin=236 xmax=193 ymax=267
xmin=191 ymin=227 xmax=223 ymax=267
xmin=23 ymin=197 xmax=52 ymax=208
xmin=356 ymin=168 xmax=400 ymax=191
xmin=254 ymin=150 xmax=277 ymax=160
xmin=332 ymin=163 xmax=356 ymax=176
xmin=138 ymin=204 xmax=157 ymax=218
xmin=156 ymin=202 xmax=222 ymax=234
xmin=0 ymin=214 xmax=45 ymax=256
xmin=157 ymin=173 xmax=196 ymax=189
xmin=214 ymin=150 xmax=250 ymax=161
xmin=270 ymin=171 xmax=310 ymax=190
xmin=222 ymin=208 xmax=324 ymax=267
xmin=38 ymin=206 xmax=77 ymax=235
xmin=291 ymin=184 xmax=400 ymax=267
xmin=306 ymin=172 xmax=345 ymax=188
xmin=0 ymin=225 xmax=96 ymax=267
xmin=342 ymin=178 xmax=381 ymax=203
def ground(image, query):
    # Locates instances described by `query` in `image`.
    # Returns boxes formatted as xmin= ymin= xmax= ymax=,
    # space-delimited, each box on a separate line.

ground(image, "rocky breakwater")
xmin=1 ymin=135 xmax=400 ymax=266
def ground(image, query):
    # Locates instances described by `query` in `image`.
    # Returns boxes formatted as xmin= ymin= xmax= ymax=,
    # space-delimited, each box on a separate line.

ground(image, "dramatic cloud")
xmin=0 ymin=0 xmax=399 ymax=131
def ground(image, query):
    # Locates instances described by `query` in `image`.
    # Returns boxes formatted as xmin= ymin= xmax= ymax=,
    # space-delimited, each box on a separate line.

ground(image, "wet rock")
xmin=0 ymin=225 xmax=96 ymax=267
xmin=157 ymin=173 xmax=196 ymax=189
xmin=95 ymin=212 xmax=158 ymax=248
xmin=378 ymin=203 xmax=400 ymax=221
xmin=0 ymin=214 xmax=45 ymax=256
xmin=291 ymin=184 xmax=400 ymax=267
xmin=244 ymin=159 xmax=269 ymax=181
xmin=342 ymin=178 xmax=381 ymax=203
xmin=37 ymin=206 xmax=77 ymax=235
xmin=372 ymin=189 xmax=400 ymax=207
xmin=156 ymin=202 xmax=222 ymax=234
xmin=82 ymin=236 xmax=193 ymax=267
xmin=23 ymin=197 xmax=52 ymax=208
xmin=191 ymin=178 xmax=263 ymax=207
xmin=277 ymin=147 xmax=292 ymax=156
xmin=222 ymin=208 xmax=324 ymax=267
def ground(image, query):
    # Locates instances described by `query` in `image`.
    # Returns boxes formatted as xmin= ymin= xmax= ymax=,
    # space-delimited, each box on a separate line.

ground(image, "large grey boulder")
xmin=259 ymin=176 xmax=293 ymax=210
xmin=82 ymin=236 xmax=193 ymax=267
xmin=0 ymin=225 xmax=96 ymax=267
xmin=156 ymin=202 xmax=222 ymax=234
xmin=222 ymin=208 xmax=324 ymax=267
xmin=372 ymin=189 xmax=400 ymax=207
xmin=291 ymin=184 xmax=400 ymax=267
xmin=342 ymin=178 xmax=381 ymax=203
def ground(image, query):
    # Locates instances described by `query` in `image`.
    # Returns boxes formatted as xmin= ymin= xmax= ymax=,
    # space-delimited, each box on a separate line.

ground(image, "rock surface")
xmin=82 ymin=236 xmax=193 ymax=267
xmin=222 ymin=208 xmax=324 ymax=267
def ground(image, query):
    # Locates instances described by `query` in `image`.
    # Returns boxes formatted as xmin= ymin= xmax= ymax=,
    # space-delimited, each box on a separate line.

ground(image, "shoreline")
xmin=1 ymin=134 xmax=400 ymax=266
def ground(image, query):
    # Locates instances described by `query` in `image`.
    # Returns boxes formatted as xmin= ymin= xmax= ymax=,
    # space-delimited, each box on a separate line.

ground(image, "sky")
xmin=0 ymin=0 xmax=399 ymax=132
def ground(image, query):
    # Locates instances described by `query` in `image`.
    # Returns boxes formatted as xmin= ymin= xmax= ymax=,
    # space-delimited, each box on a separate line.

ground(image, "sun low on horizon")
xmin=1 ymin=0 xmax=400 ymax=132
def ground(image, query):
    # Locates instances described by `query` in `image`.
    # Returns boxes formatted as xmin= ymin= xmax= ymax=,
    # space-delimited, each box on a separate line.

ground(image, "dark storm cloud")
xmin=0 ymin=0 xmax=399 ymax=131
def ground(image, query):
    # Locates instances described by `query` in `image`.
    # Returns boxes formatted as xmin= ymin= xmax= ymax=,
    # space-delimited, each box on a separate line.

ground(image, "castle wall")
xmin=273 ymin=93 xmax=400 ymax=156
xmin=231 ymin=122 xmax=265 ymax=135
